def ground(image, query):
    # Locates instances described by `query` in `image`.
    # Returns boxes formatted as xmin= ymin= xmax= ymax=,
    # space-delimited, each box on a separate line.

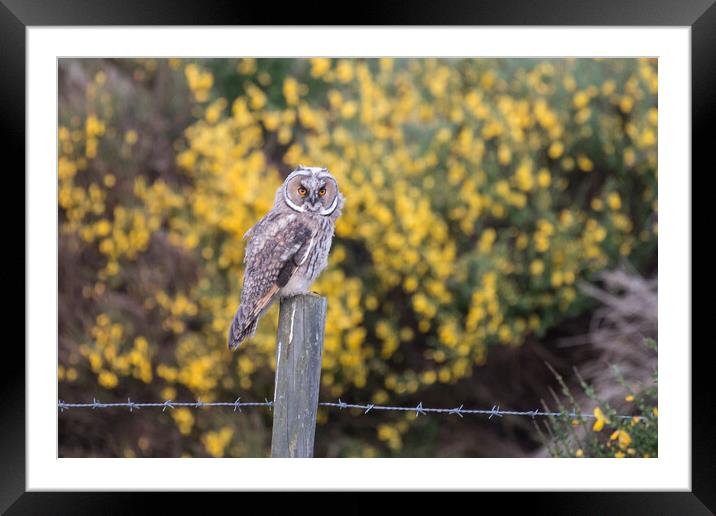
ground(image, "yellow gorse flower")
xmin=593 ymin=407 xmax=610 ymax=432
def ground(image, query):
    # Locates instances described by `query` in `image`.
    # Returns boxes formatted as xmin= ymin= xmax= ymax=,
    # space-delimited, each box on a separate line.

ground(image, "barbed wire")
xmin=57 ymin=397 xmax=642 ymax=421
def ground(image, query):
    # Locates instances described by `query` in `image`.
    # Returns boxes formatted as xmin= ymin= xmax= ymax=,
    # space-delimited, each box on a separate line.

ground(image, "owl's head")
xmin=281 ymin=165 xmax=342 ymax=216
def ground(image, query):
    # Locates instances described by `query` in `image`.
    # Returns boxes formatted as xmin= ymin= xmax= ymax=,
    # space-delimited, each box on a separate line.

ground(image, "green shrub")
xmin=539 ymin=339 xmax=657 ymax=458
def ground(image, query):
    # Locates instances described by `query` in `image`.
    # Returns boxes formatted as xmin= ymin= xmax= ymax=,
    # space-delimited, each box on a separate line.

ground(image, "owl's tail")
xmin=227 ymin=309 xmax=258 ymax=351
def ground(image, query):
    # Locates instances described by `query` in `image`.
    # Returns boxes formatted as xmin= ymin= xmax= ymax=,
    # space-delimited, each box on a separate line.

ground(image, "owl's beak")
xmin=308 ymin=193 xmax=318 ymax=206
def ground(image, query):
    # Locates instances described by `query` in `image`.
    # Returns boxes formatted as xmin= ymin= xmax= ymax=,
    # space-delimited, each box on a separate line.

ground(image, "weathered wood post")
xmin=271 ymin=293 xmax=327 ymax=457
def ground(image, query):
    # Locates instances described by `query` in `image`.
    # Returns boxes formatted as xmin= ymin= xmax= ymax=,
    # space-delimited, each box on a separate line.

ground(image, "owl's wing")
xmin=229 ymin=218 xmax=314 ymax=348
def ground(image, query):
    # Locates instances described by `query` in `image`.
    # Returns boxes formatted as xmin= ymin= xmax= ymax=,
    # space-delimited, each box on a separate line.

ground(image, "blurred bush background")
xmin=58 ymin=58 xmax=657 ymax=458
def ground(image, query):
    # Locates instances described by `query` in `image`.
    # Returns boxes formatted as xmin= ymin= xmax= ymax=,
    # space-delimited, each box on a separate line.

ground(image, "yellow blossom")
xmin=124 ymin=130 xmax=138 ymax=145
xmin=607 ymin=192 xmax=622 ymax=210
xmin=548 ymin=141 xmax=564 ymax=159
xmin=283 ymin=77 xmax=300 ymax=105
xmin=310 ymin=58 xmax=331 ymax=78
xmin=619 ymin=96 xmax=634 ymax=113
xmin=593 ymin=407 xmax=610 ymax=431
xmin=98 ymin=370 xmax=118 ymax=389
xmin=530 ymin=260 xmax=544 ymax=276
xmin=537 ymin=168 xmax=551 ymax=188
xmin=577 ymin=155 xmax=594 ymax=172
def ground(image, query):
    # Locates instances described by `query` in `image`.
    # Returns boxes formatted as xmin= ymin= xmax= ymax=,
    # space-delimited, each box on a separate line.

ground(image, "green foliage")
xmin=539 ymin=340 xmax=658 ymax=458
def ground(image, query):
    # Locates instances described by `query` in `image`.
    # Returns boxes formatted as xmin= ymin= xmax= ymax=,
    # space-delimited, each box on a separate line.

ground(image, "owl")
xmin=227 ymin=165 xmax=344 ymax=350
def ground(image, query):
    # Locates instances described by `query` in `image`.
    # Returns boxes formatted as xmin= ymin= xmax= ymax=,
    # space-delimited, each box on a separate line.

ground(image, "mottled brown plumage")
xmin=228 ymin=166 xmax=344 ymax=350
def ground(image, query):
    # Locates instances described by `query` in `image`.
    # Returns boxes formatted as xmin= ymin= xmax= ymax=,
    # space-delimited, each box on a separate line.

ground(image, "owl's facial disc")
xmin=283 ymin=173 xmax=310 ymax=212
xmin=317 ymin=178 xmax=339 ymax=215
xmin=283 ymin=168 xmax=339 ymax=215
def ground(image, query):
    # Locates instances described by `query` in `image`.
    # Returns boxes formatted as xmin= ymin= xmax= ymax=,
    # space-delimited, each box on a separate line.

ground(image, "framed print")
xmin=3 ymin=0 xmax=711 ymax=512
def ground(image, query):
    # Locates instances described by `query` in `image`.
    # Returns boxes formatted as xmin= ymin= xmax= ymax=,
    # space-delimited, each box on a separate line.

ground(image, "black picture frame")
xmin=3 ymin=0 xmax=709 ymax=512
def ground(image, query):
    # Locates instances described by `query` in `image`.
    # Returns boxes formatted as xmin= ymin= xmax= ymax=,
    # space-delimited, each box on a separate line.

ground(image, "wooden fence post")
xmin=271 ymin=293 xmax=327 ymax=458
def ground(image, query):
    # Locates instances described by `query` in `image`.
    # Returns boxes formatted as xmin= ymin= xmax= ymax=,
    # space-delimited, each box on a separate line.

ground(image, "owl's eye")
xmin=298 ymin=187 xmax=307 ymax=196
xmin=318 ymin=188 xmax=327 ymax=197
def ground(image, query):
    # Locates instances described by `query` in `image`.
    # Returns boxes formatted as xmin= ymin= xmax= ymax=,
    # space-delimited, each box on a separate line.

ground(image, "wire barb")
xmin=449 ymin=404 xmax=464 ymax=418
xmin=415 ymin=402 xmax=426 ymax=417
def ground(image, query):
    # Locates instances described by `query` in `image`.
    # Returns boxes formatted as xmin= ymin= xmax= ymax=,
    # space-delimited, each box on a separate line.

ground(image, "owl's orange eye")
xmin=318 ymin=188 xmax=326 ymax=197
xmin=298 ymin=187 xmax=307 ymax=196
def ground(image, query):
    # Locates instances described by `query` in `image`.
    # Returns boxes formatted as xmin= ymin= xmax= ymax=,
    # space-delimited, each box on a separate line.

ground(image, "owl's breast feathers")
xmin=228 ymin=216 xmax=315 ymax=350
